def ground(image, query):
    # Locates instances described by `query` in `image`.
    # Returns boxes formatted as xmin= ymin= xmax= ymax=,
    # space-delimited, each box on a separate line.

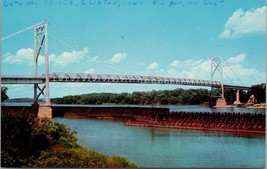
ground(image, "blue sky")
xmin=1 ymin=0 xmax=266 ymax=99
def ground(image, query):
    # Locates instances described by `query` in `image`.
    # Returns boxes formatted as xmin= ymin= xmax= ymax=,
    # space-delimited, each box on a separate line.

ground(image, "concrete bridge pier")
xmin=233 ymin=89 xmax=241 ymax=105
xmin=38 ymin=104 xmax=52 ymax=119
xmin=215 ymin=98 xmax=226 ymax=107
xmin=32 ymin=103 xmax=52 ymax=119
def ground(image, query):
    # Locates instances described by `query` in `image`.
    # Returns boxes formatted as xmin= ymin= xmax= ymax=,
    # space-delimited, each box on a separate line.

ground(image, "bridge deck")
xmin=1 ymin=73 xmax=250 ymax=89
xmin=1 ymin=76 xmax=45 ymax=84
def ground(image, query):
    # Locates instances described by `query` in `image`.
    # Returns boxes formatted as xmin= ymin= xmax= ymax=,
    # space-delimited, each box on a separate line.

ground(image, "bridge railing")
xmin=2 ymin=73 xmax=251 ymax=89
xmin=48 ymin=73 xmax=222 ymax=87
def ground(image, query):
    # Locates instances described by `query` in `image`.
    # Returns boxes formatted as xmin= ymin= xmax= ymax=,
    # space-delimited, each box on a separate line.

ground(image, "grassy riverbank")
xmin=1 ymin=109 xmax=139 ymax=168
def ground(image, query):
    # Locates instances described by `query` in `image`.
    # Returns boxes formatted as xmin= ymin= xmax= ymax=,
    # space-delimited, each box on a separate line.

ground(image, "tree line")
xmin=51 ymin=84 xmax=266 ymax=105
xmin=51 ymin=88 xmax=212 ymax=105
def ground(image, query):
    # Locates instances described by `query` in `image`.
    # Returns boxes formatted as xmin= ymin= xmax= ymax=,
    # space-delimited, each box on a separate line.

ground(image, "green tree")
xmin=1 ymin=108 xmax=37 ymax=167
xmin=250 ymin=83 xmax=266 ymax=103
xmin=1 ymin=86 xmax=9 ymax=103
xmin=1 ymin=111 xmax=139 ymax=168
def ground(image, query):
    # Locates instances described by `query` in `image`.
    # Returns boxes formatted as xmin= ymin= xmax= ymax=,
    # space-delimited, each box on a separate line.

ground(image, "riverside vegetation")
xmin=51 ymin=84 xmax=266 ymax=105
xmin=1 ymin=88 xmax=139 ymax=168
xmin=1 ymin=110 xmax=139 ymax=168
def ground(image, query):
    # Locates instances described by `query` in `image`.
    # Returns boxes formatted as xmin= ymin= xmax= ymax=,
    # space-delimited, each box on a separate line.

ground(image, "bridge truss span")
xmin=2 ymin=73 xmax=250 ymax=90
xmin=49 ymin=73 xmax=222 ymax=87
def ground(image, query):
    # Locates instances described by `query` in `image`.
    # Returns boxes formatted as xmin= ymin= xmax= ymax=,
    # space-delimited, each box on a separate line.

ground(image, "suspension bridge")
xmin=1 ymin=20 xmax=251 ymax=119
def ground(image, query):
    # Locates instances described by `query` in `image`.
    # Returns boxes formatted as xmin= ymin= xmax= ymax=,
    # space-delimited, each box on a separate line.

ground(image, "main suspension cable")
xmin=222 ymin=57 xmax=244 ymax=86
xmin=2 ymin=21 xmax=44 ymax=41
xmin=48 ymin=33 xmax=77 ymax=51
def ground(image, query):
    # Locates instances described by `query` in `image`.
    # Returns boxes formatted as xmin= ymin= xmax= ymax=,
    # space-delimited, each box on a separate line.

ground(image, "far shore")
xmin=4 ymin=100 xmax=266 ymax=109
xmin=230 ymin=103 xmax=266 ymax=109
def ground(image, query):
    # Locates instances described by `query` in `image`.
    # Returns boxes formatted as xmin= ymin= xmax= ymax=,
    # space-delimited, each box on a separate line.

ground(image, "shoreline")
xmin=124 ymin=120 xmax=265 ymax=135
xmin=3 ymin=101 xmax=266 ymax=109
xmin=231 ymin=103 xmax=266 ymax=109
xmin=61 ymin=116 xmax=265 ymax=137
xmin=4 ymin=105 xmax=265 ymax=136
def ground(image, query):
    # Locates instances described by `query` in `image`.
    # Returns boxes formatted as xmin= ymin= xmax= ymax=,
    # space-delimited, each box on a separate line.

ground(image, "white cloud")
xmin=3 ymin=48 xmax=89 ymax=66
xmin=167 ymin=69 xmax=178 ymax=75
xmin=85 ymin=68 xmax=95 ymax=74
xmin=223 ymin=64 xmax=265 ymax=85
xmin=3 ymin=48 xmax=34 ymax=65
xmin=227 ymin=53 xmax=246 ymax=63
xmin=108 ymin=53 xmax=127 ymax=64
xmin=220 ymin=6 xmax=266 ymax=38
xmin=50 ymin=48 xmax=89 ymax=66
xmin=164 ymin=55 xmax=265 ymax=86
xmin=147 ymin=62 xmax=158 ymax=70
xmin=170 ymin=60 xmax=181 ymax=67
xmin=90 ymin=55 xmax=100 ymax=62
xmin=167 ymin=59 xmax=210 ymax=79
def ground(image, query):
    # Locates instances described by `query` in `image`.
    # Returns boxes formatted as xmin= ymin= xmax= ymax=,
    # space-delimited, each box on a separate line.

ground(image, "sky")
xmin=1 ymin=0 xmax=266 ymax=99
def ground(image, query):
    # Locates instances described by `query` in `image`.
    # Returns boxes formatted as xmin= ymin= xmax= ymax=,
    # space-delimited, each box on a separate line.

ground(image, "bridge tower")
xmin=211 ymin=57 xmax=226 ymax=107
xmin=33 ymin=20 xmax=52 ymax=118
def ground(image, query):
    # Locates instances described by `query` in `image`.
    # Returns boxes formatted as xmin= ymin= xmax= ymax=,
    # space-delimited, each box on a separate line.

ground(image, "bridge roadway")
xmin=1 ymin=73 xmax=250 ymax=89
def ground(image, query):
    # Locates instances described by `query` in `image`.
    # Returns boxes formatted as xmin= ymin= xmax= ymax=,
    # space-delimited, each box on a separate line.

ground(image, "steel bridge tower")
xmin=211 ymin=57 xmax=226 ymax=107
xmin=33 ymin=20 xmax=52 ymax=118
xmin=34 ymin=20 xmax=50 ymax=104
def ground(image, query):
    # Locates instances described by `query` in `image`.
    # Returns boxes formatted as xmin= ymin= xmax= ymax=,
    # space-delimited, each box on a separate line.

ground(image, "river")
xmin=48 ymin=104 xmax=265 ymax=168
xmin=3 ymin=102 xmax=266 ymax=167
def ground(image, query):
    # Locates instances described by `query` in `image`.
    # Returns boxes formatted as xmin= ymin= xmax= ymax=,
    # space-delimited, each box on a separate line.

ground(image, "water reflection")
xmin=54 ymin=118 xmax=265 ymax=168
xmin=148 ymin=126 xmax=265 ymax=140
